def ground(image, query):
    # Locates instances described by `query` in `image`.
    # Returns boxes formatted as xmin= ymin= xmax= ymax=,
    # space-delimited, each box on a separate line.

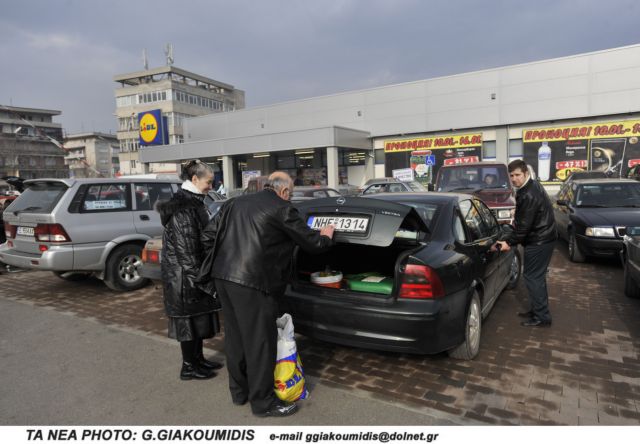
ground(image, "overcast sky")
xmin=1 ymin=0 xmax=639 ymax=135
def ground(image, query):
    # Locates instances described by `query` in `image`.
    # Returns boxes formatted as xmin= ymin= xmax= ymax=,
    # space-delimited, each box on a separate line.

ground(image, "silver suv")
xmin=0 ymin=177 xmax=180 ymax=291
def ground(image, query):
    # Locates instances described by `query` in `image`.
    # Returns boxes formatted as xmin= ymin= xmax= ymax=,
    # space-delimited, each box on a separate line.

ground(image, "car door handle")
xmin=139 ymin=215 xmax=150 ymax=221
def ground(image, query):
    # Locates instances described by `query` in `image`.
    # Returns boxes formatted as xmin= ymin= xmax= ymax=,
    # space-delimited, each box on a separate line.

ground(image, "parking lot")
xmin=1 ymin=241 xmax=640 ymax=425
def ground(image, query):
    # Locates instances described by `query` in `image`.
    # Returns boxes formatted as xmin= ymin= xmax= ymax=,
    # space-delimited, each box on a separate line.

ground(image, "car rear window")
xmin=6 ymin=181 xmax=68 ymax=214
xmin=398 ymin=201 xmax=441 ymax=230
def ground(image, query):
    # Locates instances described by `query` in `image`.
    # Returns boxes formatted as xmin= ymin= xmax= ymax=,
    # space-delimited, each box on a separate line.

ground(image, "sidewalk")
xmin=0 ymin=297 xmax=458 ymax=425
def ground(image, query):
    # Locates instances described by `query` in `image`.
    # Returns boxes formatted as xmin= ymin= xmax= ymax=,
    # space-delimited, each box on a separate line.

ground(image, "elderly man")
xmin=201 ymin=171 xmax=334 ymax=417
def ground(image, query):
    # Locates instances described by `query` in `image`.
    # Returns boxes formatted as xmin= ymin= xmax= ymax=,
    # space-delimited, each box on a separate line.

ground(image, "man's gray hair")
xmin=268 ymin=174 xmax=292 ymax=192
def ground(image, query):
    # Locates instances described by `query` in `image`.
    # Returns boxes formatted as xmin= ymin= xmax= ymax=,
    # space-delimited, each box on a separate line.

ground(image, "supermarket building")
xmin=139 ymin=44 xmax=640 ymax=192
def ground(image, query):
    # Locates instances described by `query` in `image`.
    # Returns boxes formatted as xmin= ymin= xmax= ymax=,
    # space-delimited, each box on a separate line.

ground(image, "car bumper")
xmin=576 ymin=235 xmax=623 ymax=257
xmin=281 ymin=285 xmax=467 ymax=354
xmin=0 ymin=243 xmax=74 ymax=270
xmin=140 ymin=263 xmax=162 ymax=281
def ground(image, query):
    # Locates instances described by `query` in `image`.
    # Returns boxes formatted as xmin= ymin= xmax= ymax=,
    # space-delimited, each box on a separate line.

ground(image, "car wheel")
xmin=52 ymin=271 xmax=92 ymax=281
xmin=104 ymin=244 xmax=149 ymax=292
xmin=506 ymin=250 xmax=521 ymax=290
xmin=448 ymin=291 xmax=481 ymax=360
xmin=568 ymin=230 xmax=586 ymax=263
xmin=624 ymin=260 xmax=640 ymax=299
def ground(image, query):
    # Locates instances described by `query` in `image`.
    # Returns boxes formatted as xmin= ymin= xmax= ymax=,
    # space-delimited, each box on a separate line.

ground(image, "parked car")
xmin=553 ymin=178 xmax=640 ymax=262
xmin=290 ymin=186 xmax=341 ymax=203
xmin=621 ymin=226 xmax=640 ymax=298
xmin=140 ymin=190 xmax=226 ymax=281
xmin=362 ymin=179 xmax=426 ymax=194
xmin=0 ymin=177 xmax=180 ymax=291
xmin=626 ymin=164 xmax=640 ymax=181
xmin=433 ymin=162 xmax=515 ymax=224
xmin=281 ymin=192 xmax=521 ymax=360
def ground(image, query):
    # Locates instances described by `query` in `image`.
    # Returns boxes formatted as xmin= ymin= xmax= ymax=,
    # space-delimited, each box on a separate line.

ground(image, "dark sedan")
xmin=282 ymin=192 xmax=521 ymax=360
xmin=622 ymin=226 xmax=640 ymax=298
xmin=553 ymin=179 xmax=640 ymax=262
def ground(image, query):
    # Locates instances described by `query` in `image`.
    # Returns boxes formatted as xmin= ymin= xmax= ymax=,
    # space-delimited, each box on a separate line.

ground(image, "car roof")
xmin=572 ymin=178 xmax=638 ymax=185
xmin=439 ymin=162 xmax=506 ymax=168
xmin=24 ymin=177 xmax=181 ymax=187
xmin=365 ymin=191 xmax=471 ymax=203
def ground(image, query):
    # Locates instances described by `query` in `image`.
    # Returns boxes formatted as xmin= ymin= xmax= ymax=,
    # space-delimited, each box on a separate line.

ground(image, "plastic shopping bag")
xmin=274 ymin=313 xmax=308 ymax=402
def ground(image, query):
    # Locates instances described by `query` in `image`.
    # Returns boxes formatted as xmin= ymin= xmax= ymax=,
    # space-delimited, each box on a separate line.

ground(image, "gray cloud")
xmin=1 ymin=0 xmax=639 ymax=134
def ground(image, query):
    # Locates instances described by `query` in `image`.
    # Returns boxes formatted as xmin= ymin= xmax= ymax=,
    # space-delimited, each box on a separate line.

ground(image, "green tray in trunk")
xmin=345 ymin=272 xmax=394 ymax=295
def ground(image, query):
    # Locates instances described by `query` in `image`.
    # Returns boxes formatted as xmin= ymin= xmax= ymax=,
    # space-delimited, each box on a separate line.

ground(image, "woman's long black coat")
xmin=156 ymin=189 xmax=219 ymax=318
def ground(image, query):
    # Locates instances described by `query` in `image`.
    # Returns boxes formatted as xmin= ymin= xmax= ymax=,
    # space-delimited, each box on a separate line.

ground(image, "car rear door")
xmin=132 ymin=182 xmax=175 ymax=236
xmin=295 ymin=196 xmax=429 ymax=247
xmin=459 ymin=198 xmax=502 ymax=302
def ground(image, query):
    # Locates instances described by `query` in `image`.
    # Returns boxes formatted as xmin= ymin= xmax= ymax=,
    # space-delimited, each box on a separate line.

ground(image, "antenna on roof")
xmin=165 ymin=43 xmax=174 ymax=66
xmin=142 ymin=48 xmax=149 ymax=70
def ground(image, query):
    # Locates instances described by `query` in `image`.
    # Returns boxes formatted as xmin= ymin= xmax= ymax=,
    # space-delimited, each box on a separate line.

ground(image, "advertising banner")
xmin=522 ymin=120 xmax=640 ymax=183
xmin=384 ymin=134 xmax=482 ymax=185
xmin=391 ymin=168 xmax=414 ymax=182
xmin=138 ymin=109 xmax=169 ymax=146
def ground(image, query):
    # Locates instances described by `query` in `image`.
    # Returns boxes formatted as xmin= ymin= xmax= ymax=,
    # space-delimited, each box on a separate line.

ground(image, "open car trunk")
xmin=292 ymin=196 xmax=430 ymax=300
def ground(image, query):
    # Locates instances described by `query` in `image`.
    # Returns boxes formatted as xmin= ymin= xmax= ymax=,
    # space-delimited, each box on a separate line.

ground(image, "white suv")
xmin=0 ymin=177 xmax=180 ymax=291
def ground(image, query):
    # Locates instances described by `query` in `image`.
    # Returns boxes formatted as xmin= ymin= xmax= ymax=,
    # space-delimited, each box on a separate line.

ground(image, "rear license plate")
xmin=307 ymin=216 xmax=369 ymax=233
xmin=17 ymin=226 xmax=34 ymax=236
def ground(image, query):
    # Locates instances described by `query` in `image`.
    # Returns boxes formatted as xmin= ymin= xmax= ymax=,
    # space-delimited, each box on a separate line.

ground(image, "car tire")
xmin=52 ymin=271 xmax=92 ymax=281
xmin=624 ymin=260 xmax=640 ymax=299
xmin=448 ymin=291 xmax=481 ymax=360
xmin=104 ymin=244 xmax=149 ymax=292
xmin=506 ymin=250 xmax=521 ymax=290
xmin=568 ymin=230 xmax=586 ymax=263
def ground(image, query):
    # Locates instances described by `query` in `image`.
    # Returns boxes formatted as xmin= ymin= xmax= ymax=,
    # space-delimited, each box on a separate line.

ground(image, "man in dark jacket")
xmin=202 ymin=171 xmax=334 ymax=417
xmin=493 ymin=160 xmax=557 ymax=327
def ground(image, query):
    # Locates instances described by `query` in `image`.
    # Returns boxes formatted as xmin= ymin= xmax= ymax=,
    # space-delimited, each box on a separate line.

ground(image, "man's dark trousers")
xmin=522 ymin=241 xmax=555 ymax=323
xmin=215 ymin=279 xmax=279 ymax=414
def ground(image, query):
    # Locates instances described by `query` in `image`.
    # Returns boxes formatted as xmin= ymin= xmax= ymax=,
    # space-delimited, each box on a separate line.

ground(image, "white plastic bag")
xmin=274 ymin=313 xmax=308 ymax=401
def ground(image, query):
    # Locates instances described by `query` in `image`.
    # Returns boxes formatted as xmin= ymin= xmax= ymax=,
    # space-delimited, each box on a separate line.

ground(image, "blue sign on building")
xmin=138 ymin=109 xmax=168 ymax=146
xmin=425 ymin=155 xmax=436 ymax=166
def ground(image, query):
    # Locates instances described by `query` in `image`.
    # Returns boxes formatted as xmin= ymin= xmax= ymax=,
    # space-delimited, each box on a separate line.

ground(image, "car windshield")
xmin=406 ymin=181 xmax=427 ymax=192
xmin=575 ymin=183 xmax=640 ymax=207
xmin=6 ymin=181 xmax=68 ymax=214
xmin=437 ymin=166 xmax=509 ymax=192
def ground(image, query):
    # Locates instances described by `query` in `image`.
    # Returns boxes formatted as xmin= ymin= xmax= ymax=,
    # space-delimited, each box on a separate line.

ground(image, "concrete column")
xmin=326 ymin=146 xmax=339 ymax=189
xmin=221 ymin=155 xmax=234 ymax=191
xmin=365 ymin=150 xmax=375 ymax=182
xmin=495 ymin=127 xmax=509 ymax=164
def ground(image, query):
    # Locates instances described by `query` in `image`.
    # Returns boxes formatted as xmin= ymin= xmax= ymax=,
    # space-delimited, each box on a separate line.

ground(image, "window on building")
xmin=509 ymin=139 xmax=523 ymax=158
xmin=482 ymin=141 xmax=496 ymax=159
xmin=375 ymin=149 xmax=385 ymax=165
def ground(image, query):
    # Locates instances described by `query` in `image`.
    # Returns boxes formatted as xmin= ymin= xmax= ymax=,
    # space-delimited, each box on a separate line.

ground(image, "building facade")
xmin=113 ymin=65 xmax=245 ymax=175
xmin=139 ymin=44 xmax=640 ymax=193
xmin=0 ymin=105 xmax=68 ymax=179
xmin=63 ymin=132 xmax=120 ymax=178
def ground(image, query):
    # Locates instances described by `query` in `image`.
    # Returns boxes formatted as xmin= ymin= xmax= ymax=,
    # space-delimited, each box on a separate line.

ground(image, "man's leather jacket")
xmin=201 ymin=189 xmax=333 ymax=293
xmin=504 ymin=178 xmax=557 ymax=246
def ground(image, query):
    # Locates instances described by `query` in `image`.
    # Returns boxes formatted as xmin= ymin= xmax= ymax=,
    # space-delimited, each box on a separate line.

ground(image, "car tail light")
xmin=4 ymin=222 xmax=16 ymax=239
xmin=34 ymin=224 xmax=71 ymax=242
xmin=142 ymin=248 xmax=160 ymax=264
xmin=399 ymin=264 xmax=445 ymax=299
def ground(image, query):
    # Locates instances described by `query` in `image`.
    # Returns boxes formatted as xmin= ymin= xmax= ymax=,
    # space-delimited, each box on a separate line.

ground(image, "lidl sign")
xmin=138 ymin=109 xmax=168 ymax=146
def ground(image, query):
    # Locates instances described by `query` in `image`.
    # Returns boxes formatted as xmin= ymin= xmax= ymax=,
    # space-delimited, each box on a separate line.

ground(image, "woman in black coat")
xmin=156 ymin=160 xmax=223 ymax=380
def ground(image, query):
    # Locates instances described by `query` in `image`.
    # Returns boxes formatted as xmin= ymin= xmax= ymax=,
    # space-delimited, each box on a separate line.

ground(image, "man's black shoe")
xmin=180 ymin=362 xmax=216 ymax=380
xmin=517 ymin=310 xmax=534 ymax=318
xmin=520 ymin=319 xmax=551 ymax=327
xmin=253 ymin=402 xmax=298 ymax=418
xmin=232 ymin=398 xmax=248 ymax=406
xmin=198 ymin=357 xmax=224 ymax=371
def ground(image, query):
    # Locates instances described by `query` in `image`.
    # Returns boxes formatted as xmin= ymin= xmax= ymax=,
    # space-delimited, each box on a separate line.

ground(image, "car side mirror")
xmin=556 ymin=199 xmax=568 ymax=206
xmin=427 ymin=183 xmax=435 ymax=192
